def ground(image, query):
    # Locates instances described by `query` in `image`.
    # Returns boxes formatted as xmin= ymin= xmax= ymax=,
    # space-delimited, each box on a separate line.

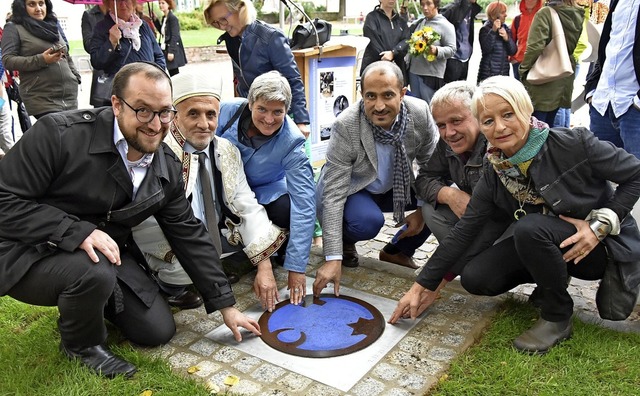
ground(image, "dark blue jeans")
xmin=589 ymin=103 xmax=640 ymax=159
xmin=342 ymin=189 xmax=431 ymax=257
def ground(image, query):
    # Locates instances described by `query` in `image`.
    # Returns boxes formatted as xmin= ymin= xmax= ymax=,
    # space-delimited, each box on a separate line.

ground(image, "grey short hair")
xmin=471 ymin=76 xmax=533 ymax=131
xmin=247 ymin=71 xmax=292 ymax=111
xmin=431 ymin=81 xmax=476 ymax=112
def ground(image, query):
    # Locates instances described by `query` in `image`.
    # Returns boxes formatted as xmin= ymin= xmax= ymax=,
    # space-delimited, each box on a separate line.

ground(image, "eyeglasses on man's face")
xmin=210 ymin=10 xmax=233 ymax=28
xmin=117 ymin=97 xmax=177 ymax=124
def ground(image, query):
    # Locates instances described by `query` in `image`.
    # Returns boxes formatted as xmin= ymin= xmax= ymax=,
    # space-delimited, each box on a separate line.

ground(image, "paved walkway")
xmin=149 ymin=213 xmax=639 ymax=395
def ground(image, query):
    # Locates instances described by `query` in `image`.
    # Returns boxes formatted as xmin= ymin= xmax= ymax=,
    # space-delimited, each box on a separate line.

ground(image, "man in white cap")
xmin=133 ymin=71 xmax=289 ymax=313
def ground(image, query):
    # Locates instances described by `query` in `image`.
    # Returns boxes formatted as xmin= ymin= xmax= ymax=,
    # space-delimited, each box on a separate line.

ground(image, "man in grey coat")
xmin=313 ymin=61 xmax=439 ymax=297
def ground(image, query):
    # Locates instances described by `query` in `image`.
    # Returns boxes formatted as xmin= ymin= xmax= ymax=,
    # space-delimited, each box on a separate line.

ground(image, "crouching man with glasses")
xmin=0 ymin=62 xmax=261 ymax=379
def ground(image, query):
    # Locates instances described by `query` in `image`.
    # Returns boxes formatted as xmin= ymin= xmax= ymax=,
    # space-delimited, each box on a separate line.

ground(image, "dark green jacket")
xmin=519 ymin=6 xmax=584 ymax=111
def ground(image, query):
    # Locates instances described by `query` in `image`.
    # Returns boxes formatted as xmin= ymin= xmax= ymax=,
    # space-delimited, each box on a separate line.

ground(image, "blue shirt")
xmin=592 ymin=0 xmax=640 ymax=117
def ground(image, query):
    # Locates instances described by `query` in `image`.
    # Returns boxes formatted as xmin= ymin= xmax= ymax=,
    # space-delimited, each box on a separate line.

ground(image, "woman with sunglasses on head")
xmin=203 ymin=0 xmax=310 ymax=138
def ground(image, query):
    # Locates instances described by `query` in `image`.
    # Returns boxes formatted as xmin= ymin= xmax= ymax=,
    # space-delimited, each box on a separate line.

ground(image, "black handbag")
xmin=89 ymin=69 xmax=114 ymax=107
xmin=290 ymin=18 xmax=332 ymax=50
xmin=89 ymin=41 xmax=132 ymax=107
xmin=596 ymin=255 xmax=640 ymax=321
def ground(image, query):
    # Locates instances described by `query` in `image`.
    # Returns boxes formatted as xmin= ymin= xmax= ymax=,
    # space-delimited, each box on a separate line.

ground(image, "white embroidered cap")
xmin=171 ymin=72 xmax=222 ymax=105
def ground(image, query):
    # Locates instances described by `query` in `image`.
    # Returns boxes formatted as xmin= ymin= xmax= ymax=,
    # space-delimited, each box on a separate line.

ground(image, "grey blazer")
xmin=317 ymin=96 xmax=439 ymax=257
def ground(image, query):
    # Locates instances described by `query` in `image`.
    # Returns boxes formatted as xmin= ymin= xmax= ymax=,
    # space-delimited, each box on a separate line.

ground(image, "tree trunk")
xmin=338 ymin=0 xmax=346 ymax=18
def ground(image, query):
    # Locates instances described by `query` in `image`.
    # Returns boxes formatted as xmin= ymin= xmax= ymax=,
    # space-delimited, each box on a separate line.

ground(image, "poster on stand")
xmin=308 ymin=56 xmax=356 ymax=166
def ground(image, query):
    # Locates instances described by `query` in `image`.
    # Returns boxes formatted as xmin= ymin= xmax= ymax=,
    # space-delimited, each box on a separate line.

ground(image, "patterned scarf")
xmin=361 ymin=101 xmax=411 ymax=223
xmin=110 ymin=12 xmax=142 ymax=51
xmin=486 ymin=117 xmax=549 ymax=206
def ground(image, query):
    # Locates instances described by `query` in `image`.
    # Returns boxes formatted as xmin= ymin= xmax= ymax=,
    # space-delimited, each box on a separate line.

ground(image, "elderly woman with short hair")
xmin=216 ymin=71 xmax=316 ymax=302
xmin=391 ymin=76 xmax=640 ymax=355
xmin=89 ymin=0 xmax=165 ymax=106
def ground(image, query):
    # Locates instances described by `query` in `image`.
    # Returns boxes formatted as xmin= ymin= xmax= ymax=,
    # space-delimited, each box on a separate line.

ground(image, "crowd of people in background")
xmin=0 ymin=0 xmax=639 ymax=382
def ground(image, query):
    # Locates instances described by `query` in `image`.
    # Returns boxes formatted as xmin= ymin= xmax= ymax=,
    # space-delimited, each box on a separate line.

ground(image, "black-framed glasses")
xmin=117 ymin=97 xmax=177 ymax=124
xmin=210 ymin=10 xmax=233 ymax=28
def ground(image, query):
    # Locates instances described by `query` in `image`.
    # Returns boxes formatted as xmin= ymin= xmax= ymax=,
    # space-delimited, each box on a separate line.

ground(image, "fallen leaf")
xmin=139 ymin=391 xmax=153 ymax=396
xmin=224 ymin=375 xmax=239 ymax=386
xmin=187 ymin=365 xmax=200 ymax=374
xmin=205 ymin=381 xmax=220 ymax=394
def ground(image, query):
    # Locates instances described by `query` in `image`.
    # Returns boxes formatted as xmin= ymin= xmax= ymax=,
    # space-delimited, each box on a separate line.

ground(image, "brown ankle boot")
xmin=513 ymin=317 xmax=573 ymax=354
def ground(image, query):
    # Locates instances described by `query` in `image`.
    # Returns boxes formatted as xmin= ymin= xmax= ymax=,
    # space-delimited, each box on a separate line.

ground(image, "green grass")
xmin=0 ymin=296 xmax=212 ymax=396
xmin=432 ymin=299 xmax=640 ymax=396
xmin=3 ymin=294 xmax=638 ymax=395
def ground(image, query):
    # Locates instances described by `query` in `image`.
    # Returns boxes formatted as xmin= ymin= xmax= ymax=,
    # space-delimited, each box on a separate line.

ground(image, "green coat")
xmin=519 ymin=5 xmax=584 ymax=111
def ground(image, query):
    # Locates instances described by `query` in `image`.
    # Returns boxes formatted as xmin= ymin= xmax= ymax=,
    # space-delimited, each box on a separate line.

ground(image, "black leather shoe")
xmin=167 ymin=290 xmax=203 ymax=309
xmin=60 ymin=343 xmax=137 ymax=379
xmin=226 ymin=272 xmax=240 ymax=284
xmin=342 ymin=243 xmax=359 ymax=268
xmin=513 ymin=317 xmax=573 ymax=354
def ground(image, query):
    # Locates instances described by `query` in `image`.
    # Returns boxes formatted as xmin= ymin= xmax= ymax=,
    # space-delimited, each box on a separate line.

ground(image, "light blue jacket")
xmin=216 ymin=98 xmax=315 ymax=273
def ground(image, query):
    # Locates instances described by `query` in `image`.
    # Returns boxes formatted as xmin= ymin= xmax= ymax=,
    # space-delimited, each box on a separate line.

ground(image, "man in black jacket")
xmin=0 ymin=62 xmax=260 ymax=379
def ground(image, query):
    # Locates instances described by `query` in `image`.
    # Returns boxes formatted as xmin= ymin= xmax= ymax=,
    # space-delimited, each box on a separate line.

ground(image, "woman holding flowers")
xmin=407 ymin=0 xmax=456 ymax=103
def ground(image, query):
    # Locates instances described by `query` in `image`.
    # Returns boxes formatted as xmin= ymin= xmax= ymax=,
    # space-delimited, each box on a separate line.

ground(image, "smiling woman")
xmin=215 ymin=71 xmax=316 ymax=299
xmin=0 ymin=0 xmax=81 ymax=118
xmin=203 ymin=0 xmax=310 ymax=137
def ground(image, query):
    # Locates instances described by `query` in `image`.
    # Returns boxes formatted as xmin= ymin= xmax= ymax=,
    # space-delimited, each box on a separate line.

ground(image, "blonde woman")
xmin=391 ymin=76 xmax=640 ymax=354
xmin=204 ymin=0 xmax=310 ymax=136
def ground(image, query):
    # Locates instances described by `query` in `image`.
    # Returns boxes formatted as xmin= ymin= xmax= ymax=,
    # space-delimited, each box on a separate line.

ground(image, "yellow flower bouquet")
xmin=407 ymin=26 xmax=441 ymax=62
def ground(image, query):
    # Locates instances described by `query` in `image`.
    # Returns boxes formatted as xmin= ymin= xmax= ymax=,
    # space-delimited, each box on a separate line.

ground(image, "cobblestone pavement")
xmin=150 ymin=215 xmax=639 ymax=395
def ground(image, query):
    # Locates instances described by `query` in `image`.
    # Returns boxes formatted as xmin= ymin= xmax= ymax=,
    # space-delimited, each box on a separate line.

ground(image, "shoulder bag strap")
xmin=219 ymin=101 xmax=248 ymax=135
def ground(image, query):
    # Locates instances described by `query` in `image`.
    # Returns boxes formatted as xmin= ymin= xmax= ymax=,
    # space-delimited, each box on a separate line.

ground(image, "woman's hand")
xmin=108 ymin=25 xmax=122 ymax=48
xmin=167 ymin=53 xmax=174 ymax=62
xmin=297 ymin=123 xmax=310 ymax=139
xmin=43 ymin=47 xmax=63 ymax=64
xmin=379 ymin=50 xmax=394 ymax=61
xmin=288 ymin=270 xmax=306 ymax=306
xmin=492 ymin=19 xmax=501 ymax=32
xmin=498 ymin=27 xmax=509 ymax=41
xmin=559 ymin=215 xmax=600 ymax=264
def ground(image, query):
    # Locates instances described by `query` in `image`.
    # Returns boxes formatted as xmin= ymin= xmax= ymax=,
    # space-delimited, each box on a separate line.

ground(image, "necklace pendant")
xmin=514 ymin=208 xmax=527 ymax=221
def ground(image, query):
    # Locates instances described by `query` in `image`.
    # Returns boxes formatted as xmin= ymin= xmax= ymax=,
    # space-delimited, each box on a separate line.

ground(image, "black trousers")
xmin=7 ymin=250 xmax=175 ymax=348
xmin=460 ymin=214 xmax=607 ymax=321
xmin=444 ymin=58 xmax=470 ymax=83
